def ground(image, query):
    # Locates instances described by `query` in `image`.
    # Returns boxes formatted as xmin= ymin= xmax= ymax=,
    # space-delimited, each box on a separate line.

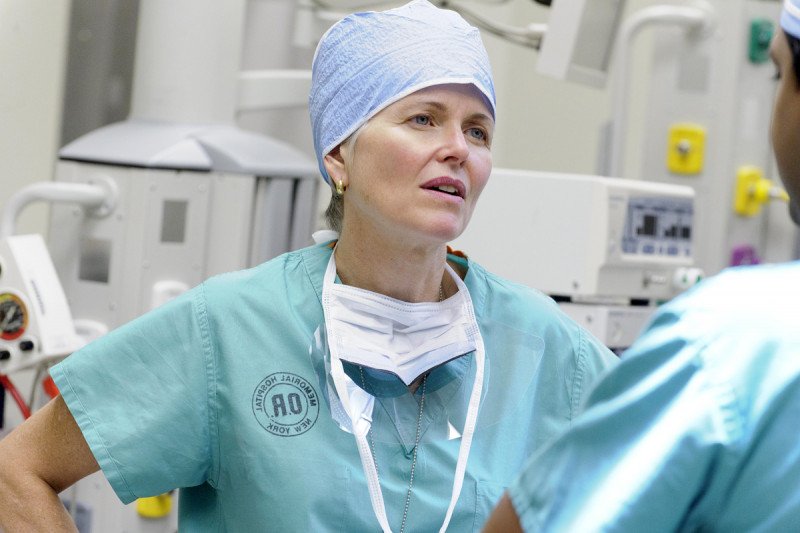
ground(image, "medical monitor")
xmin=536 ymin=0 xmax=627 ymax=87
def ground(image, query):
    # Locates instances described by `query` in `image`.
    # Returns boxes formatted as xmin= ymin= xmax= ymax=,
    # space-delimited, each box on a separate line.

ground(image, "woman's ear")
xmin=323 ymin=146 xmax=348 ymax=186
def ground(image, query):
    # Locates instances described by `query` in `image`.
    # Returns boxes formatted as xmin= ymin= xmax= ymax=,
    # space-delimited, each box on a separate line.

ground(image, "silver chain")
xmin=400 ymin=375 xmax=426 ymax=533
xmin=359 ymin=367 xmax=428 ymax=533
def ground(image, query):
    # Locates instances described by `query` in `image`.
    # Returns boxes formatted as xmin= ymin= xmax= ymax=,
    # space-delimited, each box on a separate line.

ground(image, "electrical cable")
xmin=28 ymin=362 xmax=47 ymax=410
xmin=0 ymin=374 xmax=32 ymax=420
xmin=303 ymin=0 xmax=397 ymax=15
xmin=0 ymin=379 xmax=5 ymax=429
xmin=442 ymin=0 xmax=513 ymax=7
xmin=301 ymin=0 xmax=542 ymax=49
xmin=443 ymin=1 xmax=544 ymax=48
xmin=306 ymin=0 xmax=510 ymax=12
xmin=42 ymin=374 xmax=60 ymax=400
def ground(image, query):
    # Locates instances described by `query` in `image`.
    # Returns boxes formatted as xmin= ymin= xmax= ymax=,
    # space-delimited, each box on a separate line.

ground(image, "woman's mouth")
xmin=421 ymin=178 xmax=466 ymax=198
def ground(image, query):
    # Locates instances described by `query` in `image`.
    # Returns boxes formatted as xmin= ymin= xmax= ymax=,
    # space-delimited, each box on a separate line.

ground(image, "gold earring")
xmin=335 ymin=180 xmax=345 ymax=196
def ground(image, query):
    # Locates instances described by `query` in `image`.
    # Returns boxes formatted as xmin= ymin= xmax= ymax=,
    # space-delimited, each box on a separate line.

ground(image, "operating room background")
xmin=0 ymin=0 xmax=654 ymax=238
xmin=2 ymin=1 xmax=797 ymax=531
xmin=3 ymin=0 xmax=796 ymax=419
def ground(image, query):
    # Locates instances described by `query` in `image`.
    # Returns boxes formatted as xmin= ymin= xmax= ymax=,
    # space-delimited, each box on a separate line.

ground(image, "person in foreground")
xmin=483 ymin=2 xmax=800 ymax=531
xmin=0 ymin=1 xmax=616 ymax=531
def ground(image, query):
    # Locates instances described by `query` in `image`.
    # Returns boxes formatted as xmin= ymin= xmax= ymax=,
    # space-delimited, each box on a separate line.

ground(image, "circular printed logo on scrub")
xmin=252 ymin=372 xmax=320 ymax=437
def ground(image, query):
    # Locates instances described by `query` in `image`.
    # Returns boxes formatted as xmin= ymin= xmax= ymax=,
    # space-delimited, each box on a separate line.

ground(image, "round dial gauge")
xmin=0 ymin=292 xmax=28 ymax=341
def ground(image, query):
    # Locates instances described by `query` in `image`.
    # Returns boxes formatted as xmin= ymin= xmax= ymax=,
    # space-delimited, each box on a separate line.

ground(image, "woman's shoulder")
xmin=201 ymin=243 xmax=331 ymax=301
xmin=464 ymin=255 xmax=618 ymax=395
xmin=196 ymin=245 xmax=331 ymax=312
xmin=459 ymin=255 xmax=562 ymax=314
xmin=461 ymin=255 xmax=605 ymax=346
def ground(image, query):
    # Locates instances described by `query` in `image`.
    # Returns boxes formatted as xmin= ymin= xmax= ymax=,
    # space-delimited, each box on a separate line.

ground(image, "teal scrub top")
xmin=51 ymin=243 xmax=616 ymax=532
xmin=509 ymin=261 xmax=800 ymax=532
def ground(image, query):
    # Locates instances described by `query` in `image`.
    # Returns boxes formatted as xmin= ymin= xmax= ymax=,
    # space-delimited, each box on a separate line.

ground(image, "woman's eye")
xmin=774 ymin=68 xmax=782 ymax=81
xmin=467 ymin=127 xmax=487 ymax=142
xmin=412 ymin=115 xmax=431 ymax=126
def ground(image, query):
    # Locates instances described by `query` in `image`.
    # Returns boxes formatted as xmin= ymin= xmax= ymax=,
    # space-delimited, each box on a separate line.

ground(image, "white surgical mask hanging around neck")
xmin=321 ymin=249 xmax=486 ymax=533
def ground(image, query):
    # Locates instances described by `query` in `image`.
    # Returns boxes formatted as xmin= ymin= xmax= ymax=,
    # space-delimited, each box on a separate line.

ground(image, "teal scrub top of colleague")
xmin=509 ymin=261 xmax=800 ymax=532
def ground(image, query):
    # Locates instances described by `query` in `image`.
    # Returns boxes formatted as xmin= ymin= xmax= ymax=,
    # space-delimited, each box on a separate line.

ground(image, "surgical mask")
xmin=321 ymin=250 xmax=486 ymax=533
xmin=323 ymin=259 xmax=479 ymax=386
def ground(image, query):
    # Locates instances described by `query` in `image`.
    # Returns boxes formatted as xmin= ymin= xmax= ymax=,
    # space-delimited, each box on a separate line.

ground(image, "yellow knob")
xmin=734 ymin=166 xmax=785 ymax=217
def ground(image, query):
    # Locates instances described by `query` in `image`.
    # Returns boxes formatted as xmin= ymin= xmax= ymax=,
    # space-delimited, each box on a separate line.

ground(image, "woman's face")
xmin=770 ymin=30 xmax=800 ymax=203
xmin=329 ymin=83 xmax=494 ymax=246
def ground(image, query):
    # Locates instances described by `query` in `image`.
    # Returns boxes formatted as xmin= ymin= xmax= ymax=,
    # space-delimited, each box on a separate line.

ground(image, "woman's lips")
xmin=420 ymin=177 xmax=466 ymax=198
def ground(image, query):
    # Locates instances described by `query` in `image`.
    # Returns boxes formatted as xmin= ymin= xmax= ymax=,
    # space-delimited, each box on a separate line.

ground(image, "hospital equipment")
xmin=43 ymin=0 xmax=318 ymax=333
xmin=607 ymin=1 xmax=717 ymax=178
xmin=606 ymin=0 xmax=795 ymax=274
xmin=0 ymin=235 xmax=82 ymax=376
xmin=452 ymin=169 xmax=700 ymax=350
xmin=0 ymin=234 xmax=82 ymax=427
xmin=537 ymin=0 xmax=627 ymax=87
xmin=536 ymin=0 xmax=796 ymax=277
xmin=640 ymin=0 xmax=795 ymax=273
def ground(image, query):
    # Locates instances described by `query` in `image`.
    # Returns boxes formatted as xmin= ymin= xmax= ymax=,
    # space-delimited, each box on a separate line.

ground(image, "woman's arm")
xmin=0 ymin=395 xmax=99 ymax=532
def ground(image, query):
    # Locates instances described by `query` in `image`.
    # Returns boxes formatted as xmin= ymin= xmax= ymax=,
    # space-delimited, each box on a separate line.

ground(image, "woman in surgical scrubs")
xmin=0 ymin=1 xmax=616 ymax=531
xmin=483 ymin=2 xmax=800 ymax=531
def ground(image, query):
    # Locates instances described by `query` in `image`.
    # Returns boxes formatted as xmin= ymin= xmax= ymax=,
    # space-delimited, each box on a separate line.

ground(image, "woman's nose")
xmin=436 ymin=123 xmax=470 ymax=164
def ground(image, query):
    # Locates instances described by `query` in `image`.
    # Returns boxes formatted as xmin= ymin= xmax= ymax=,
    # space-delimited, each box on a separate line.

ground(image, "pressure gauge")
xmin=0 ymin=292 xmax=28 ymax=341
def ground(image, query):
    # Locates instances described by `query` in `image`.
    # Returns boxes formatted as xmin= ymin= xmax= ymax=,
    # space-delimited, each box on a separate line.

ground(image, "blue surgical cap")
xmin=309 ymin=0 xmax=496 ymax=184
xmin=782 ymin=0 xmax=800 ymax=38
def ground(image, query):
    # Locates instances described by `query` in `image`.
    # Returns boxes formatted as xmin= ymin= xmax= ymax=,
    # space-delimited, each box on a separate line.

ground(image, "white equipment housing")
xmin=0 ymin=234 xmax=82 ymax=375
xmin=453 ymin=169 xmax=698 ymax=350
xmin=556 ymin=303 xmax=655 ymax=353
xmin=49 ymin=154 xmax=317 ymax=331
xmin=455 ymin=169 xmax=696 ymax=300
xmin=537 ymin=0 xmax=627 ymax=88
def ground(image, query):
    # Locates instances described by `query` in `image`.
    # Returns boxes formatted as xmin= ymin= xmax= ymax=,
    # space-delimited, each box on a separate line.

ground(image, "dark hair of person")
xmin=786 ymin=30 xmax=800 ymax=88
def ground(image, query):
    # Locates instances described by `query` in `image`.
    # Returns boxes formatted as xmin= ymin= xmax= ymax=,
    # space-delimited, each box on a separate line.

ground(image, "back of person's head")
xmin=782 ymin=0 xmax=800 ymax=85
xmin=778 ymin=0 xmax=800 ymax=223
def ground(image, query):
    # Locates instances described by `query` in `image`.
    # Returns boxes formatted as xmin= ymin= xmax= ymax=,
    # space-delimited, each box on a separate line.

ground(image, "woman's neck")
xmin=334 ymin=226 xmax=452 ymax=303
